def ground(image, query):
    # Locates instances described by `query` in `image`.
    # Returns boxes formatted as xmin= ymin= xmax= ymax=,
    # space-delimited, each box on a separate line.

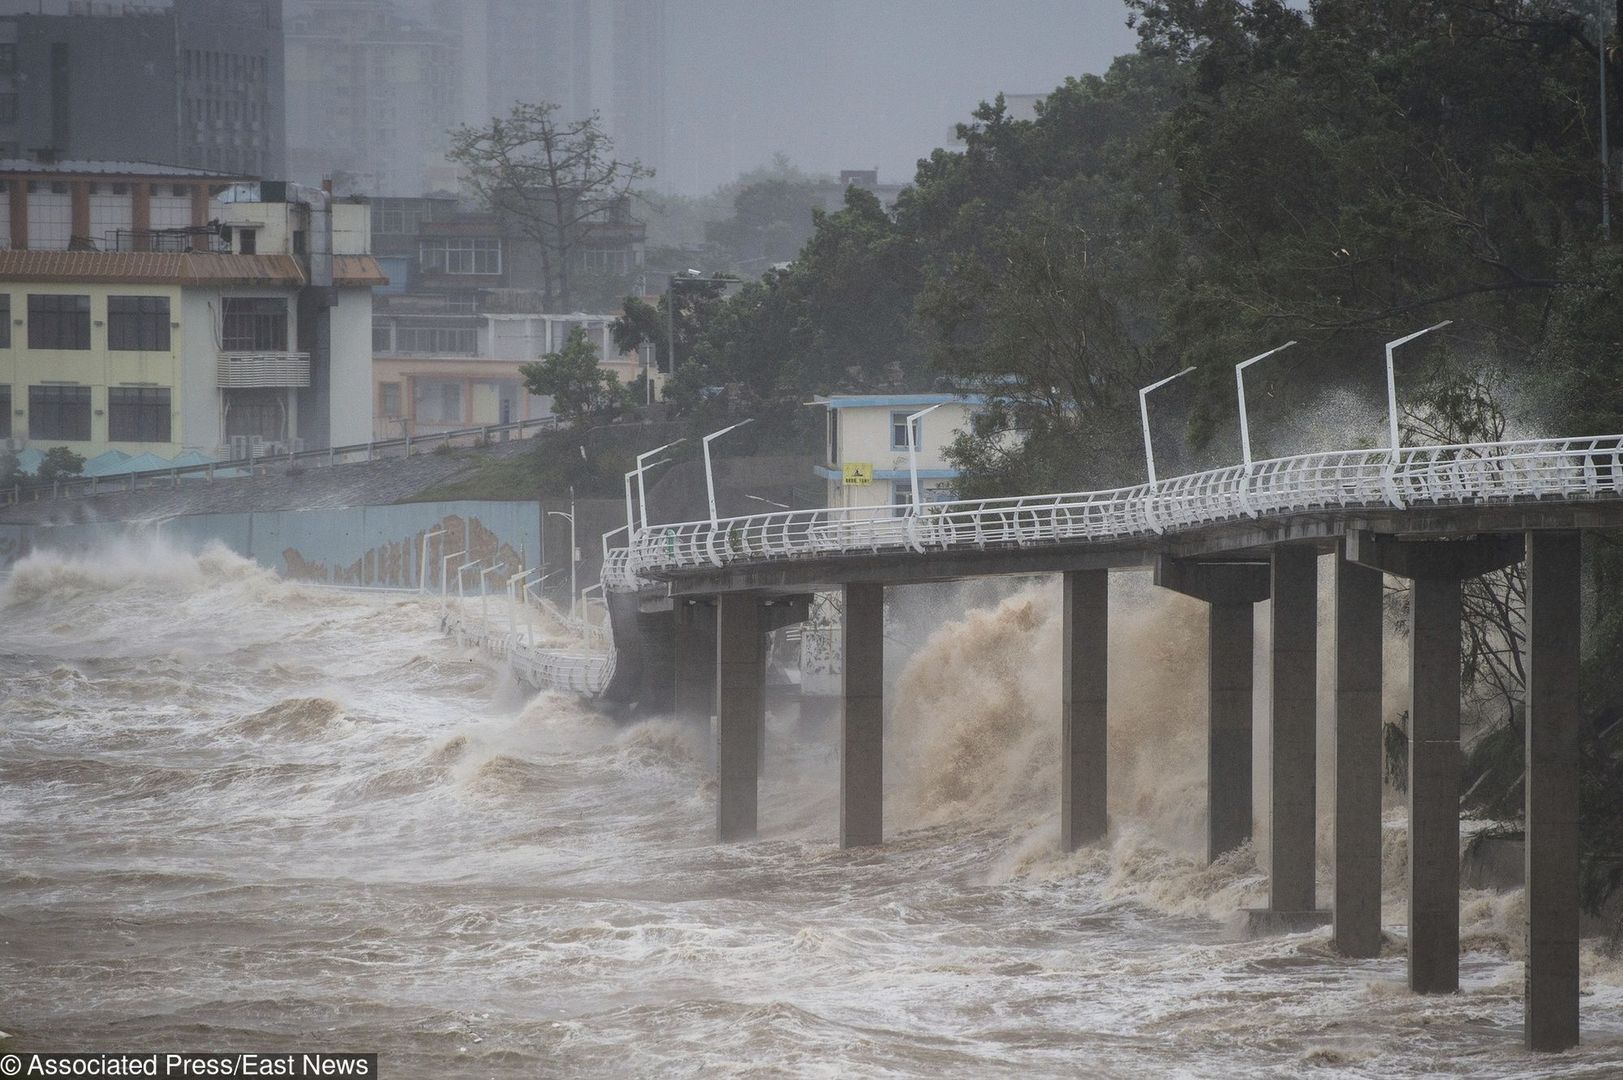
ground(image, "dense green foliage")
xmin=620 ymin=0 xmax=1623 ymax=917
xmin=520 ymin=328 xmax=628 ymax=423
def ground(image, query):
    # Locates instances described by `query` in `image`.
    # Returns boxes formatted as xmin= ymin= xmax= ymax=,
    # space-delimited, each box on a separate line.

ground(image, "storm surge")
xmin=3 ymin=545 xmax=1621 ymax=1077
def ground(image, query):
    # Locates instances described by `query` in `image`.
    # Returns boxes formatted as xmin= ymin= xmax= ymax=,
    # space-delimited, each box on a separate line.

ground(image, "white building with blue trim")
xmin=813 ymin=393 xmax=986 ymax=512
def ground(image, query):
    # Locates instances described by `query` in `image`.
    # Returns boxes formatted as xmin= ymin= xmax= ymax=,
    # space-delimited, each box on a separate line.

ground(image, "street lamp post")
xmin=439 ymin=549 xmax=467 ymax=613
xmin=665 ymin=270 xmax=735 ymax=376
xmin=1384 ymin=321 xmax=1452 ymax=454
xmin=627 ymin=440 xmax=684 ymax=536
xmin=506 ymin=566 xmax=539 ymax=640
xmin=905 ymin=402 xmax=947 ymax=512
xmin=418 ymin=528 xmax=445 ymax=594
xmin=1234 ymin=342 xmax=1297 ymax=468
xmin=702 ymin=419 xmax=754 ymax=525
xmin=478 ymin=561 xmax=506 ymax=637
xmin=547 ymin=493 xmax=579 ymax=620
xmin=1138 ymin=367 xmax=1197 ymax=485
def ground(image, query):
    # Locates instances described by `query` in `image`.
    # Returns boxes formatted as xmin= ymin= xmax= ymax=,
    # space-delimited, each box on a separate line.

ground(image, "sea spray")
xmin=7 ymin=543 xmax=1623 ymax=1075
xmin=890 ymin=574 xmax=1208 ymax=849
xmin=884 ymin=574 xmax=1275 ymax=918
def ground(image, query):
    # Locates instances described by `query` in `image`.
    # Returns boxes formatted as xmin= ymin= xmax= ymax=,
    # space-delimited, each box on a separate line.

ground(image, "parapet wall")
xmin=0 ymin=500 xmax=543 ymax=589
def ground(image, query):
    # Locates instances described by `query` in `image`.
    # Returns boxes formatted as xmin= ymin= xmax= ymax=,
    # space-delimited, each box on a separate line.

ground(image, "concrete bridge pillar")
xmin=715 ymin=591 xmax=766 ymax=842
xmin=674 ymin=598 xmax=716 ymax=726
xmin=1269 ymin=545 xmax=1320 ymax=915
xmin=1061 ymin=569 xmax=1110 ymax=850
xmin=1408 ymin=572 xmax=1464 ymax=993
xmin=1153 ymin=557 xmax=1270 ymax=863
xmin=1330 ymin=547 xmax=1385 ymax=958
xmin=1524 ymin=530 xmax=1582 ymax=1052
xmin=1348 ymin=530 xmax=1523 ymax=994
xmin=841 ymin=582 xmax=885 ymax=848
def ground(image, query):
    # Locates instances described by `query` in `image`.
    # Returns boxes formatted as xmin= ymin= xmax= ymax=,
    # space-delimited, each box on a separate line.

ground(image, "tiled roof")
xmin=0 ymin=159 xmax=246 ymax=178
xmin=334 ymin=254 xmax=389 ymax=286
xmin=0 ymin=250 xmax=389 ymax=287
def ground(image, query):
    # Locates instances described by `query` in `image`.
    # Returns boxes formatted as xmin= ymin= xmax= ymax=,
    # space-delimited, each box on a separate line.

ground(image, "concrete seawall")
xmin=0 ymin=500 xmax=543 ymax=589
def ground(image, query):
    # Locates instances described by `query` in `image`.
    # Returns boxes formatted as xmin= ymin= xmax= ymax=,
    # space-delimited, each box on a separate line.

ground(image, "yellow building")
xmin=0 ymin=163 xmax=385 ymax=470
xmin=814 ymin=394 xmax=987 ymax=511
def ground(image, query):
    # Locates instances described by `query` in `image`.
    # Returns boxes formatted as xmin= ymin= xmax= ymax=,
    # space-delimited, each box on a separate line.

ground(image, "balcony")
xmin=217 ymin=351 xmax=311 ymax=388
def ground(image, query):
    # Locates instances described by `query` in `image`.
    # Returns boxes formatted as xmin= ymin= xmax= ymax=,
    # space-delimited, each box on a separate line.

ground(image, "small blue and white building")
xmin=813 ymin=393 xmax=986 ymax=512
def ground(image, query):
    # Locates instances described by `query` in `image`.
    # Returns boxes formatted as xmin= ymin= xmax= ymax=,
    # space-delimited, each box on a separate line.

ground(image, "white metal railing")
xmin=614 ymin=435 xmax=1623 ymax=584
xmin=600 ymin=544 xmax=646 ymax=591
xmin=435 ymin=556 xmax=615 ymax=695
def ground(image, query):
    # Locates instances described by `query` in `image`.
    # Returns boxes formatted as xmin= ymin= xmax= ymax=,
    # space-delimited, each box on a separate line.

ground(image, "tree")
xmin=520 ymin=328 xmax=625 ymax=423
xmin=704 ymin=173 xmax=827 ymax=271
xmin=448 ymin=102 xmax=651 ymax=311
xmin=611 ymin=274 xmax=733 ymax=384
xmin=37 ymin=447 xmax=84 ymax=485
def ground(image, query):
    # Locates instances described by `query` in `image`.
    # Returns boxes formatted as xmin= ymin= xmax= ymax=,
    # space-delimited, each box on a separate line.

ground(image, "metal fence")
xmin=618 ymin=435 xmax=1623 ymax=579
xmin=2 ymin=414 xmax=562 ymax=507
xmin=433 ymin=553 xmax=616 ymax=696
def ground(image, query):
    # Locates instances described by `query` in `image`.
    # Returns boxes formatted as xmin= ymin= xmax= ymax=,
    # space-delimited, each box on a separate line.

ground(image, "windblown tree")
xmin=520 ymin=327 xmax=625 ymax=424
xmin=610 ymin=274 xmax=734 ymax=389
xmin=448 ymin=103 xmax=651 ymax=311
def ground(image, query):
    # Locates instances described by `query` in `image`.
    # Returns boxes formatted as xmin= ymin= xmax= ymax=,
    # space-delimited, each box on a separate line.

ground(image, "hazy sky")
xmin=664 ymin=0 xmax=1142 ymax=193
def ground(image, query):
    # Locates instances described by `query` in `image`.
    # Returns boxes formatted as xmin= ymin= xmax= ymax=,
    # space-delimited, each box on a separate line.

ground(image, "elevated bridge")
xmin=589 ymin=430 xmax=1623 ymax=1054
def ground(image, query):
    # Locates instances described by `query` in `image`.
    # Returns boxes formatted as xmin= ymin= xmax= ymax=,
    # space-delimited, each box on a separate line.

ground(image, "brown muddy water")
xmin=2 ymin=544 xmax=1621 ymax=1078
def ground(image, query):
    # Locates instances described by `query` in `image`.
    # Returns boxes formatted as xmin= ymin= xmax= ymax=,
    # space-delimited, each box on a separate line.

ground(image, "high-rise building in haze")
xmin=0 ymin=0 xmax=286 ymax=177
xmin=283 ymin=0 xmax=459 ymax=195
xmin=443 ymin=0 xmax=668 ymax=189
xmin=603 ymin=0 xmax=665 ymax=190
xmin=439 ymin=0 xmax=587 ymax=126
xmin=292 ymin=0 xmax=667 ymax=196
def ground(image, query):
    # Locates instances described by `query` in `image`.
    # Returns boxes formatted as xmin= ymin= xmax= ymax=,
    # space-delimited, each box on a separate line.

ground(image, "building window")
xmin=376 ymin=207 xmax=406 ymax=233
xmin=892 ymin=481 xmax=914 ymax=516
xmin=395 ymin=326 xmax=476 ymax=355
xmin=413 ymin=379 xmax=463 ymax=424
xmin=108 ymin=296 xmax=171 ymax=351
xmin=578 ymin=247 xmax=630 ymax=274
xmin=827 ymin=409 xmax=839 ymax=465
xmin=891 ymin=410 xmax=922 ymax=451
xmin=108 ymin=387 xmax=171 ymax=443
xmin=419 ymin=237 xmax=501 ymax=275
xmin=0 ymin=94 xmax=17 ymax=124
xmin=28 ymin=385 xmax=91 ymax=440
xmin=0 ymin=295 xmax=9 ymax=349
xmin=0 ymin=44 xmax=15 ymax=75
xmin=0 ymin=385 xmax=9 ymax=439
xmin=238 ymin=229 xmax=256 ymax=254
xmin=27 ymin=294 xmax=91 ymax=350
xmin=221 ymin=297 xmax=288 ymax=351
xmin=371 ymin=322 xmax=392 ymax=352
xmin=379 ymin=382 xmax=401 ymax=418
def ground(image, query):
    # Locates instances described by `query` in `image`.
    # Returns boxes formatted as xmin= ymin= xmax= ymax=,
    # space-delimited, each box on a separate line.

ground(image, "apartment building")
xmin=372 ymin=309 xmax=651 ymax=437
xmin=0 ymin=162 xmax=384 ymax=468
xmin=0 ymin=0 xmax=286 ymax=177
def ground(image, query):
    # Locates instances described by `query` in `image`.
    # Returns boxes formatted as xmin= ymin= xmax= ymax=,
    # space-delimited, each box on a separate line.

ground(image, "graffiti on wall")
xmin=280 ymin=513 xmax=530 ymax=589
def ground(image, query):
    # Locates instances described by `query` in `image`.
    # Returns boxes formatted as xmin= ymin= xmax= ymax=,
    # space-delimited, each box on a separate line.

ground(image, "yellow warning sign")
xmin=842 ymin=462 xmax=873 ymax=486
